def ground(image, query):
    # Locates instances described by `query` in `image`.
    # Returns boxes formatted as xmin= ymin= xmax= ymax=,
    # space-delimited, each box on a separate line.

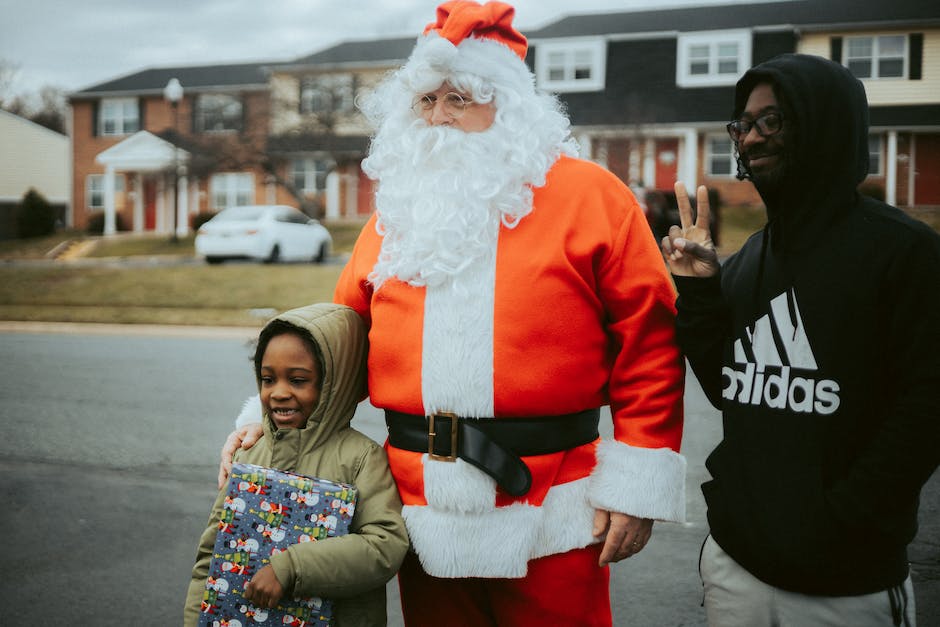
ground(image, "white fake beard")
xmin=365 ymin=122 xmax=538 ymax=289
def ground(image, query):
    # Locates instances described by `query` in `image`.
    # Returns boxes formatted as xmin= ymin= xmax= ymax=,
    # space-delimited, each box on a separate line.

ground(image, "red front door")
xmin=144 ymin=180 xmax=157 ymax=230
xmin=655 ymin=139 xmax=679 ymax=190
xmin=914 ymin=134 xmax=940 ymax=206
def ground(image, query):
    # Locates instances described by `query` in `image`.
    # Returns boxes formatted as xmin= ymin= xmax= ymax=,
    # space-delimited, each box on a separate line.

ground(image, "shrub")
xmin=192 ymin=211 xmax=217 ymax=231
xmin=86 ymin=211 xmax=128 ymax=234
xmin=16 ymin=188 xmax=57 ymax=238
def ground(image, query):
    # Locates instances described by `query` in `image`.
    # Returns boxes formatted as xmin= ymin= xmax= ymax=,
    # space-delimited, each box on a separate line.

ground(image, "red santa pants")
xmin=397 ymin=543 xmax=612 ymax=626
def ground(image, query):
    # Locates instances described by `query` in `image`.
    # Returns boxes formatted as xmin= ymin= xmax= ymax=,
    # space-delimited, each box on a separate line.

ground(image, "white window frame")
xmin=210 ymin=173 xmax=254 ymax=210
xmin=291 ymin=158 xmax=330 ymax=194
xmin=677 ymin=30 xmax=751 ymax=88
xmin=534 ymin=38 xmax=606 ymax=93
xmin=845 ymin=35 xmax=907 ymax=80
xmin=868 ymin=134 xmax=883 ymax=175
xmin=300 ymin=74 xmax=355 ymax=114
xmin=86 ymin=174 xmax=125 ymax=208
xmin=705 ymin=134 xmax=736 ymax=177
xmin=195 ymin=94 xmax=244 ymax=133
xmin=99 ymin=98 xmax=139 ymax=136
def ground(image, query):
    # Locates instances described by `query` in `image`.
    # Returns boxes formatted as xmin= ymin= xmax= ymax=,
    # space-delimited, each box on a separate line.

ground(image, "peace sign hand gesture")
xmin=660 ymin=182 xmax=720 ymax=278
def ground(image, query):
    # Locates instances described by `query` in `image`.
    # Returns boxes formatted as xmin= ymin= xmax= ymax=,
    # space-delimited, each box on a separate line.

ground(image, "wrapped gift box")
xmin=198 ymin=462 xmax=357 ymax=627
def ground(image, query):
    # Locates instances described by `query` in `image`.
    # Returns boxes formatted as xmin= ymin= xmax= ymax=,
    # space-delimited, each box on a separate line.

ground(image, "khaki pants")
xmin=700 ymin=535 xmax=915 ymax=627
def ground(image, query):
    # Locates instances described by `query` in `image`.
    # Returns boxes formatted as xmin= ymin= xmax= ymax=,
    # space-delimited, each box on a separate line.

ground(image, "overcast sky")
xmin=1 ymin=0 xmax=756 ymax=97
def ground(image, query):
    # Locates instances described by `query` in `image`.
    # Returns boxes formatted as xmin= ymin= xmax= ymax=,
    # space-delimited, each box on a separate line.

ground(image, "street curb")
xmin=0 ymin=320 xmax=259 ymax=339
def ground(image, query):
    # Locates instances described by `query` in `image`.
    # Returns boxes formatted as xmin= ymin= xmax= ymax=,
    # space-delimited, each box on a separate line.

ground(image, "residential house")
xmin=263 ymin=37 xmax=415 ymax=221
xmin=0 ymin=109 xmax=69 ymax=239
xmin=70 ymin=62 xmax=277 ymax=236
xmin=526 ymin=0 xmax=940 ymax=212
xmin=68 ymin=0 xmax=939 ymax=237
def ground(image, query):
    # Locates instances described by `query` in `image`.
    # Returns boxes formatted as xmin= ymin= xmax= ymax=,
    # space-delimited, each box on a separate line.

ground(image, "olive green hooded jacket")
xmin=184 ymin=303 xmax=408 ymax=626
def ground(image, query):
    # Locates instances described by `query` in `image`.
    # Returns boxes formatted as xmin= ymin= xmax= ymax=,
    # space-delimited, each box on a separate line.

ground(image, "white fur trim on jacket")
xmin=588 ymin=439 xmax=687 ymax=523
xmin=404 ymin=501 xmax=543 ymax=578
xmin=423 ymin=455 xmax=496 ymax=513
xmin=235 ymin=393 xmax=263 ymax=428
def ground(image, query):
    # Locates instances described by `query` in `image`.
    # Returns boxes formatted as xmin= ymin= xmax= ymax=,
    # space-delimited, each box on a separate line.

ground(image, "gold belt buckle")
xmin=427 ymin=412 xmax=458 ymax=462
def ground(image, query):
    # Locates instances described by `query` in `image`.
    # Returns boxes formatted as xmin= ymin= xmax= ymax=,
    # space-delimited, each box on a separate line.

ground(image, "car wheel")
xmin=313 ymin=242 xmax=328 ymax=264
xmin=205 ymin=256 xmax=225 ymax=265
xmin=265 ymin=244 xmax=280 ymax=264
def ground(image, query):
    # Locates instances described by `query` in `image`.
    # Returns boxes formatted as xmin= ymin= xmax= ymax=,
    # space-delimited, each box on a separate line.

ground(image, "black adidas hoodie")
xmin=674 ymin=54 xmax=940 ymax=596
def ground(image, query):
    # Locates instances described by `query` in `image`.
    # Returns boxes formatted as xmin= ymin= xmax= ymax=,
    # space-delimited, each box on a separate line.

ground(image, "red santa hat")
xmin=401 ymin=1 xmax=533 ymax=93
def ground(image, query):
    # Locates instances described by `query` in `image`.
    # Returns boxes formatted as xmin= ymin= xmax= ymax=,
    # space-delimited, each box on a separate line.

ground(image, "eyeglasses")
xmin=726 ymin=112 xmax=784 ymax=142
xmin=412 ymin=92 xmax=474 ymax=119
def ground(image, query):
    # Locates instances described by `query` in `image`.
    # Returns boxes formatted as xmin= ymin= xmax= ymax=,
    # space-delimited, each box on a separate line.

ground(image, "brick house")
xmin=68 ymin=0 xmax=939 ymax=236
xmin=526 ymin=0 xmax=940 ymax=211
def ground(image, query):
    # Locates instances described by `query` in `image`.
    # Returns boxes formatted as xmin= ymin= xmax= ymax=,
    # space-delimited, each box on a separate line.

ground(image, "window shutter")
xmin=909 ymin=33 xmax=923 ymax=80
xmin=138 ymin=97 xmax=145 ymax=131
xmin=830 ymin=37 xmax=842 ymax=64
xmin=92 ymin=100 xmax=99 ymax=136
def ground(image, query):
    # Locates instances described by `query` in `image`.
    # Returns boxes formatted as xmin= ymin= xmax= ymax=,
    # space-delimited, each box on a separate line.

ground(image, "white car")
xmin=195 ymin=205 xmax=332 ymax=264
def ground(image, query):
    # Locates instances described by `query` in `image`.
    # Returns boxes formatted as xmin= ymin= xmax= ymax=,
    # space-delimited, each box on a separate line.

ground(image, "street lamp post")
xmin=163 ymin=78 xmax=184 ymax=242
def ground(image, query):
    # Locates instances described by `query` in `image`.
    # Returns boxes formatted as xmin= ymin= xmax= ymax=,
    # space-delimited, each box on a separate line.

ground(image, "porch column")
xmin=177 ymin=166 xmax=189 ymax=238
xmin=679 ymin=129 xmax=698 ymax=193
xmin=643 ymin=139 xmax=655 ymax=190
xmin=103 ymin=164 xmax=117 ymax=235
xmin=326 ymin=171 xmax=340 ymax=219
xmin=885 ymin=131 xmax=897 ymax=207
xmin=133 ymin=173 xmax=144 ymax=233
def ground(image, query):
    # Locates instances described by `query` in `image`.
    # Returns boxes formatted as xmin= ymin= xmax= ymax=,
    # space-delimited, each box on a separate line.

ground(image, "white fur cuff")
xmin=235 ymin=394 xmax=263 ymax=428
xmin=588 ymin=440 xmax=687 ymax=523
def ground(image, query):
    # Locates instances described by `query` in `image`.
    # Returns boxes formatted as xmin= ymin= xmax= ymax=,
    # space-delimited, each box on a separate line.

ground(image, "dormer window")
xmin=677 ymin=30 xmax=751 ymax=88
xmin=535 ymin=39 xmax=606 ymax=93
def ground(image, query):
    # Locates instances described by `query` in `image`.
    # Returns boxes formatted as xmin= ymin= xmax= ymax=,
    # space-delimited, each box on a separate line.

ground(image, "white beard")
xmin=364 ymin=120 xmax=557 ymax=289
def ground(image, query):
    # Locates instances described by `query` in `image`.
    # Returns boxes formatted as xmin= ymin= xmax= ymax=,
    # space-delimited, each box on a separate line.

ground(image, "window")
xmin=98 ymin=98 xmax=139 ymax=136
xmin=291 ymin=158 xmax=330 ymax=194
xmin=706 ymin=135 xmax=735 ymax=177
xmin=534 ymin=39 xmax=606 ymax=92
xmin=868 ymin=134 xmax=883 ymax=175
xmin=210 ymin=173 xmax=254 ymax=210
xmin=86 ymin=174 xmax=125 ymax=208
xmin=677 ymin=30 xmax=751 ymax=87
xmin=195 ymin=94 xmax=243 ymax=132
xmin=845 ymin=35 xmax=906 ymax=79
xmin=300 ymin=75 xmax=355 ymax=114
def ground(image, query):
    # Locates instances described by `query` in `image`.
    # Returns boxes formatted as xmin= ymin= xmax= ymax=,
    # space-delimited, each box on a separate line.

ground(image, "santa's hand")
xmin=593 ymin=509 xmax=653 ymax=566
xmin=217 ymin=423 xmax=264 ymax=488
xmin=661 ymin=182 xmax=719 ymax=278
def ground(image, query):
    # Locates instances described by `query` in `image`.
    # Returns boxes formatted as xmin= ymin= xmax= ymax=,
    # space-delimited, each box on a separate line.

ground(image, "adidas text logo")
xmin=721 ymin=289 xmax=841 ymax=415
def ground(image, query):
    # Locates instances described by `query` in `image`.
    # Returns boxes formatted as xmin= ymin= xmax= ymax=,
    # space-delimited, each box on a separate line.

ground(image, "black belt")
xmin=385 ymin=408 xmax=600 ymax=497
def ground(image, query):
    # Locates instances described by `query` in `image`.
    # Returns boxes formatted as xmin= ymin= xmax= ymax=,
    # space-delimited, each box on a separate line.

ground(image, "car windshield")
xmin=214 ymin=206 xmax=266 ymax=222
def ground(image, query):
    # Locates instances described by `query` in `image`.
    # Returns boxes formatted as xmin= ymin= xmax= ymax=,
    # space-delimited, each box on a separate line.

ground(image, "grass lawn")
xmin=2 ymin=203 xmax=933 ymax=327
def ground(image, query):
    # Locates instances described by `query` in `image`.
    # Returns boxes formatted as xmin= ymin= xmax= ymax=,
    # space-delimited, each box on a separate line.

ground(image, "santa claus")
xmin=226 ymin=2 xmax=686 ymax=625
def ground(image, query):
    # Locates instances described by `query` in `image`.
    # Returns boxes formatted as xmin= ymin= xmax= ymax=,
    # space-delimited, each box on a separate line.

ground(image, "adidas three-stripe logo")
xmin=722 ymin=288 xmax=841 ymax=414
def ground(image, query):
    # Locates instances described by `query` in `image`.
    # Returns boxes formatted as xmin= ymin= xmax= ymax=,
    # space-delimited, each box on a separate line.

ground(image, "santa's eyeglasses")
xmin=726 ymin=112 xmax=784 ymax=143
xmin=412 ymin=92 xmax=474 ymax=118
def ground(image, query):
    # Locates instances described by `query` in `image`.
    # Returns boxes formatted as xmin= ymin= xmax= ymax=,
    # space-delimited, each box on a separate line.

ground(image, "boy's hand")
xmin=243 ymin=565 xmax=284 ymax=609
xmin=217 ymin=423 xmax=264 ymax=488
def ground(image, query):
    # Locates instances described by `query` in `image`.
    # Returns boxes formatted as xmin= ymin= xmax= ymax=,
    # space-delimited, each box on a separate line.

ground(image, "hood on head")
xmin=733 ymin=53 xmax=870 ymax=246
xmin=265 ymin=303 xmax=367 ymax=437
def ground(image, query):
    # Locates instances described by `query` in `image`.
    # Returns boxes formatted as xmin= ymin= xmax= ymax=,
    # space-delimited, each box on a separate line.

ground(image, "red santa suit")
xmin=334 ymin=154 xmax=686 ymax=579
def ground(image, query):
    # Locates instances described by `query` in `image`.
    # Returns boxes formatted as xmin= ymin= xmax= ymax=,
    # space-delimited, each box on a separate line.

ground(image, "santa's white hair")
xmin=359 ymin=32 xmax=578 ymax=288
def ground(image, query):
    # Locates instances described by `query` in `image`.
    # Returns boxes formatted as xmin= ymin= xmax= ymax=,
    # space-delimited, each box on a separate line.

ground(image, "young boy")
xmin=184 ymin=303 xmax=409 ymax=626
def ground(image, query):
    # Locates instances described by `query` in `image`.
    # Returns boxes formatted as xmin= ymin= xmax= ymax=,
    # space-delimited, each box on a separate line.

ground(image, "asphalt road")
xmin=0 ymin=324 xmax=936 ymax=626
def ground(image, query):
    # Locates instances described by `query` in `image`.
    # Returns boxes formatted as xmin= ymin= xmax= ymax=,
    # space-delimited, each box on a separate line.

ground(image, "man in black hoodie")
xmin=662 ymin=53 xmax=940 ymax=625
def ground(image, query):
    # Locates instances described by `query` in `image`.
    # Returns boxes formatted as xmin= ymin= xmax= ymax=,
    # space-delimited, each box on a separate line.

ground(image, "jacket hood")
xmin=261 ymin=303 xmax=368 ymax=446
xmin=733 ymin=53 xmax=870 ymax=251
